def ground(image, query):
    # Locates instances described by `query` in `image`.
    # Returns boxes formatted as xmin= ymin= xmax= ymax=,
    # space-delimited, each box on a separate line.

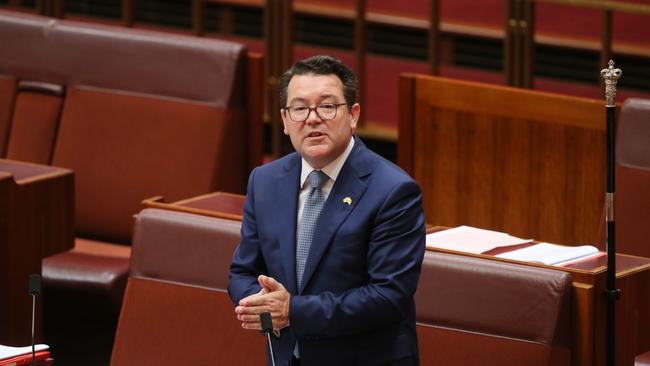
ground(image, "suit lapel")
xmin=299 ymin=139 xmax=372 ymax=293
xmin=276 ymin=155 xmax=301 ymax=295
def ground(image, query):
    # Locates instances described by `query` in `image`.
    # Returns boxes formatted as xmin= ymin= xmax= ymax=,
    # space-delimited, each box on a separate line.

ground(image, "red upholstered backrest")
xmin=129 ymin=208 xmax=242 ymax=289
xmin=111 ymin=209 xmax=265 ymax=366
xmin=416 ymin=251 xmax=572 ymax=365
xmin=6 ymin=82 xmax=64 ymax=164
xmin=0 ymin=10 xmax=251 ymax=243
xmin=0 ymin=10 xmax=246 ymax=107
xmin=614 ymin=98 xmax=650 ymax=258
xmin=52 ymin=86 xmax=246 ymax=242
xmin=618 ymin=98 xmax=650 ymax=170
xmin=0 ymin=75 xmax=16 ymax=157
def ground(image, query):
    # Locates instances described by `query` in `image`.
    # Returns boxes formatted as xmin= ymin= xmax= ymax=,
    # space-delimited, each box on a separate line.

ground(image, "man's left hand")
xmin=235 ymin=275 xmax=291 ymax=332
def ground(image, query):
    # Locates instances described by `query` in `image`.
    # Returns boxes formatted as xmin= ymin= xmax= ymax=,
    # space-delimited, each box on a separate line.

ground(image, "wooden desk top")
xmin=425 ymin=226 xmax=650 ymax=279
xmin=143 ymin=191 xmax=245 ymax=221
xmin=0 ymin=158 xmax=72 ymax=183
xmin=145 ymin=192 xmax=650 ymax=280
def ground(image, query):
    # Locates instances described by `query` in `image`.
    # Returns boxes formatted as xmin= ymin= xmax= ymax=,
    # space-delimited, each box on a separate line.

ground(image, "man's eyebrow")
xmin=319 ymin=94 xmax=338 ymax=101
xmin=287 ymin=97 xmax=306 ymax=106
xmin=288 ymin=94 xmax=338 ymax=105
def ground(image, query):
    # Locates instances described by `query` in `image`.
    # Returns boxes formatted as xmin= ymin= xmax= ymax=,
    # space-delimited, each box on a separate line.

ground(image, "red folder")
xmin=0 ymin=351 xmax=50 ymax=366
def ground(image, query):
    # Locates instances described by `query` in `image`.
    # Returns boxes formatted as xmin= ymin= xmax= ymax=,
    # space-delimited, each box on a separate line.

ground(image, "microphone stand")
xmin=260 ymin=312 xmax=277 ymax=366
xmin=600 ymin=60 xmax=622 ymax=366
xmin=31 ymin=294 xmax=36 ymax=366
xmin=28 ymin=274 xmax=42 ymax=366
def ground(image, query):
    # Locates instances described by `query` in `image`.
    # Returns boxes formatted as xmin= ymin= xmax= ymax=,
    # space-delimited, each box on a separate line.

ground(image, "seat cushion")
xmin=42 ymin=238 xmax=131 ymax=310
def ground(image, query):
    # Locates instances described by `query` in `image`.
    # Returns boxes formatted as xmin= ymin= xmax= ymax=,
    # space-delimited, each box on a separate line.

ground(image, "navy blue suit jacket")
xmin=228 ymin=138 xmax=426 ymax=366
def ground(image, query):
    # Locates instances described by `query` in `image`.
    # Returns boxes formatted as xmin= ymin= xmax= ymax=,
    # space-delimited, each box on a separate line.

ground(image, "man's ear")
xmin=350 ymin=103 xmax=361 ymax=129
xmin=281 ymin=109 xmax=290 ymax=135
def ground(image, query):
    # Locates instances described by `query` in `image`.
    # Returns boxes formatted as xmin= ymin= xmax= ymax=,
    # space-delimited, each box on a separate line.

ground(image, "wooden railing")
xmin=507 ymin=0 xmax=650 ymax=87
xmin=6 ymin=0 xmax=650 ymax=154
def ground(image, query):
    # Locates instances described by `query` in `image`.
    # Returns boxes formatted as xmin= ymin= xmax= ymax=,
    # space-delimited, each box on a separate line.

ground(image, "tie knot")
xmin=307 ymin=170 xmax=327 ymax=189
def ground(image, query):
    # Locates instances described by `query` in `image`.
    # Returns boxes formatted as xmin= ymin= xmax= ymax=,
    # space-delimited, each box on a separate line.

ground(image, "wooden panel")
xmin=406 ymin=75 xmax=606 ymax=245
xmin=397 ymin=73 xmax=416 ymax=175
xmin=572 ymin=282 xmax=595 ymax=366
xmin=111 ymin=278 xmax=266 ymax=366
xmin=246 ymin=52 xmax=264 ymax=173
xmin=0 ymin=159 xmax=74 ymax=345
xmin=417 ymin=324 xmax=559 ymax=366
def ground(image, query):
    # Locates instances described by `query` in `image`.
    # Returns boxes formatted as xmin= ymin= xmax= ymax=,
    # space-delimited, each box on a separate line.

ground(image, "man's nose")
xmin=305 ymin=108 xmax=322 ymax=124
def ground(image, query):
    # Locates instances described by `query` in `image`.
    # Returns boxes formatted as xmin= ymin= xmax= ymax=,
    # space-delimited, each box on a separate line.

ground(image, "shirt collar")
xmin=300 ymin=136 xmax=355 ymax=188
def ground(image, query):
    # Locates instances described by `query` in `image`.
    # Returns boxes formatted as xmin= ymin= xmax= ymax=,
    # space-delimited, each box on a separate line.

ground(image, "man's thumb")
xmin=258 ymin=275 xmax=279 ymax=290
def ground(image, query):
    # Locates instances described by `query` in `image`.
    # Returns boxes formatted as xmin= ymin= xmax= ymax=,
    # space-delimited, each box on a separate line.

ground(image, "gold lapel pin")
xmin=343 ymin=197 xmax=352 ymax=205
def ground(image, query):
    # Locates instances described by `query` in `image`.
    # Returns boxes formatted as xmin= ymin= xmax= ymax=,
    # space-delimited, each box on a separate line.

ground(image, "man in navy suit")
xmin=228 ymin=55 xmax=426 ymax=366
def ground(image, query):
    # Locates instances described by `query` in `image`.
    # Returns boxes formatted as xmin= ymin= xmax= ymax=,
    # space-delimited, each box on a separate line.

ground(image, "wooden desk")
xmin=143 ymin=191 xmax=650 ymax=366
xmin=0 ymin=159 xmax=74 ymax=346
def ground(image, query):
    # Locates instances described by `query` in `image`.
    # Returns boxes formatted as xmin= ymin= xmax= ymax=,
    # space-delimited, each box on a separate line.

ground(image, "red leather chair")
xmin=613 ymin=98 xmax=650 ymax=365
xmin=614 ymin=98 xmax=650 ymax=259
xmin=0 ymin=9 xmax=261 ymax=365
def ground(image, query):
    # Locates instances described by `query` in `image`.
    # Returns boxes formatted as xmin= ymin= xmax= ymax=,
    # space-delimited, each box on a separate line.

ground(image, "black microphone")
xmin=28 ymin=274 xmax=41 ymax=366
xmin=260 ymin=312 xmax=276 ymax=366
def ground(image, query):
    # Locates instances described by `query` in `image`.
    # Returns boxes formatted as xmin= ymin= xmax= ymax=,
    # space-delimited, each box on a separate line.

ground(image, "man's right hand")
xmin=235 ymin=275 xmax=291 ymax=332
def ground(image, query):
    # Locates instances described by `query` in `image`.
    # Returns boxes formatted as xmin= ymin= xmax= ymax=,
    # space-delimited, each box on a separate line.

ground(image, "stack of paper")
xmin=426 ymin=225 xmax=532 ymax=254
xmin=496 ymin=243 xmax=601 ymax=266
xmin=0 ymin=345 xmax=50 ymax=366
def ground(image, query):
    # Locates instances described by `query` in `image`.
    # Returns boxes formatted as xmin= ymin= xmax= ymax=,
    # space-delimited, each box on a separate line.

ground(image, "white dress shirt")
xmin=296 ymin=137 xmax=355 ymax=231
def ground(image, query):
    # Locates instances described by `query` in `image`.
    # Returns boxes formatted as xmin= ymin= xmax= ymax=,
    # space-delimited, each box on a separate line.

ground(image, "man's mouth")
xmin=306 ymin=131 xmax=325 ymax=138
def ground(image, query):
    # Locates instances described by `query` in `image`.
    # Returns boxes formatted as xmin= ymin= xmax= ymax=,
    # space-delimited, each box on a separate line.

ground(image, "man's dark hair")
xmin=279 ymin=55 xmax=358 ymax=109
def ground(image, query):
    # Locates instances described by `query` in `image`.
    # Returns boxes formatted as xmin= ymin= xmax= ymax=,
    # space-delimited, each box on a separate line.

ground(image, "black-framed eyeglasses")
xmin=283 ymin=103 xmax=348 ymax=122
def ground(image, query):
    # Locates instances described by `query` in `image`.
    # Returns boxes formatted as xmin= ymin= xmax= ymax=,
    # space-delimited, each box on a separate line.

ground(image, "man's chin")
xmin=301 ymin=146 xmax=333 ymax=167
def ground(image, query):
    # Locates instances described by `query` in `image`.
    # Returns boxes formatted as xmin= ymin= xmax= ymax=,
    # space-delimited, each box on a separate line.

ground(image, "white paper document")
xmin=425 ymin=225 xmax=532 ymax=254
xmin=0 ymin=344 xmax=49 ymax=361
xmin=495 ymin=242 xmax=600 ymax=266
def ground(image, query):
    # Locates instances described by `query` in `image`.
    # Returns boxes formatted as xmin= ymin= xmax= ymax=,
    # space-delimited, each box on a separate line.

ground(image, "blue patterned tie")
xmin=296 ymin=170 xmax=327 ymax=289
